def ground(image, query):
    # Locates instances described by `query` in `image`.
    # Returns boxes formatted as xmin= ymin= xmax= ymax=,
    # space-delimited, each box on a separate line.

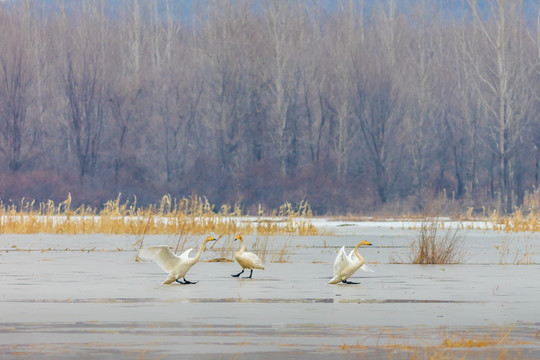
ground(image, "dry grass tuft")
xmin=272 ymin=235 xmax=294 ymax=263
xmin=252 ymin=234 xmax=272 ymax=262
xmin=410 ymin=218 xmax=466 ymax=264
xmin=496 ymin=235 xmax=535 ymax=265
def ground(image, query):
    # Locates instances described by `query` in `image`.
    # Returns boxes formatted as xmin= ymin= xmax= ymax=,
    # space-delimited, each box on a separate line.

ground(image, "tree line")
xmin=0 ymin=0 xmax=539 ymax=214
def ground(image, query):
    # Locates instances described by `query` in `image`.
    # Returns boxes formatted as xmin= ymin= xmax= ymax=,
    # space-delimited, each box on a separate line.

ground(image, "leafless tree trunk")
xmin=199 ymin=2 xmax=256 ymax=175
xmin=468 ymin=0 xmax=535 ymax=211
xmin=265 ymin=1 xmax=300 ymax=177
xmin=406 ymin=5 xmax=440 ymax=193
xmin=350 ymin=2 xmax=404 ymax=203
xmin=60 ymin=5 xmax=111 ymax=178
xmin=0 ymin=10 xmax=40 ymax=172
xmin=108 ymin=86 xmax=143 ymax=184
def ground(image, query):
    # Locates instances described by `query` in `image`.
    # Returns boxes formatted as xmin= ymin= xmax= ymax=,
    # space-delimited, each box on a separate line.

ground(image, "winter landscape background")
xmin=0 ymin=0 xmax=539 ymax=214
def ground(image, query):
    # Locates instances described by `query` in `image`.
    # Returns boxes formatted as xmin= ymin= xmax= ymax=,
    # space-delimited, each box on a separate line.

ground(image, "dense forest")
xmin=0 ymin=0 xmax=539 ymax=214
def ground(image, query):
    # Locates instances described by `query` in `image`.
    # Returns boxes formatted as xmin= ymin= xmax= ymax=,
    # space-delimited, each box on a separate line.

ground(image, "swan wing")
xmin=237 ymin=251 xmax=265 ymax=269
xmin=333 ymin=246 xmax=349 ymax=276
xmin=139 ymin=245 xmax=180 ymax=273
xmin=360 ymin=264 xmax=375 ymax=272
xmin=250 ymin=252 xmax=265 ymax=269
xmin=179 ymin=248 xmax=193 ymax=260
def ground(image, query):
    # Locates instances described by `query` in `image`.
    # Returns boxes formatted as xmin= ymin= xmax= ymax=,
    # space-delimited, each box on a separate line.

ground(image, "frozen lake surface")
xmin=1 ymin=221 xmax=539 ymax=359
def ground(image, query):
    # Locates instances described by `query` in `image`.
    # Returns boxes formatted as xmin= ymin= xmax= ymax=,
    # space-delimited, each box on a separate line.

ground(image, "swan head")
xmin=358 ymin=240 xmax=372 ymax=246
xmin=205 ymin=236 xmax=217 ymax=242
xmin=234 ymin=235 xmax=243 ymax=241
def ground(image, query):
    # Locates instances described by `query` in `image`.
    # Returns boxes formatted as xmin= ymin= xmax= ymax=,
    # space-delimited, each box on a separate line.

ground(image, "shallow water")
xmin=1 ymin=224 xmax=539 ymax=359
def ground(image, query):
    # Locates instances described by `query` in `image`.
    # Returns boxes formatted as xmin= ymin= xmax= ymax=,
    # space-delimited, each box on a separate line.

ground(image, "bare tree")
xmin=264 ymin=0 xmax=304 ymax=177
xmin=468 ymin=0 xmax=536 ymax=211
xmin=60 ymin=4 xmax=111 ymax=178
xmin=405 ymin=4 xmax=441 ymax=193
xmin=0 ymin=9 xmax=41 ymax=172
xmin=108 ymin=82 xmax=144 ymax=184
xmin=443 ymin=22 xmax=485 ymax=201
xmin=354 ymin=65 xmax=404 ymax=203
xmin=325 ymin=4 xmax=360 ymax=181
xmin=349 ymin=2 xmax=406 ymax=203
xmin=155 ymin=61 xmax=203 ymax=184
xmin=0 ymin=0 xmax=539 ymax=213
xmin=199 ymin=1 xmax=259 ymax=175
xmin=298 ymin=15 xmax=327 ymax=166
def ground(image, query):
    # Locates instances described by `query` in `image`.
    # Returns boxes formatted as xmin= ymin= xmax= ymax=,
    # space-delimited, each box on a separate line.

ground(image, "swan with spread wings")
xmin=328 ymin=240 xmax=374 ymax=284
xmin=139 ymin=236 xmax=217 ymax=284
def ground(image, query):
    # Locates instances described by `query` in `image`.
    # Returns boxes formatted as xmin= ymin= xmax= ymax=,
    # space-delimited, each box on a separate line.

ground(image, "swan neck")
xmin=194 ymin=239 xmax=210 ymax=261
xmin=238 ymin=237 xmax=246 ymax=253
xmin=354 ymin=244 xmax=365 ymax=264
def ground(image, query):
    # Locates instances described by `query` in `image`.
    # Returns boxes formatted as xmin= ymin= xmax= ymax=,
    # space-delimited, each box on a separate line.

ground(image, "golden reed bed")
xmin=0 ymin=194 xmax=318 ymax=236
xmin=2 ymin=193 xmax=539 ymax=235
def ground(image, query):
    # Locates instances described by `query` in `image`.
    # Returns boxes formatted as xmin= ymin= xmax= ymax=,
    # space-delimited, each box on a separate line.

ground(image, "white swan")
xmin=328 ymin=240 xmax=374 ymax=284
xmin=231 ymin=235 xmax=264 ymax=278
xmin=139 ymin=235 xmax=217 ymax=284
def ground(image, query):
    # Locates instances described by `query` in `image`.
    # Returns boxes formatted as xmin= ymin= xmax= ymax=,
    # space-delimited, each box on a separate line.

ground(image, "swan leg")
xmin=342 ymin=279 xmax=359 ymax=284
xmin=176 ymin=278 xmax=198 ymax=285
xmin=231 ymin=269 xmax=244 ymax=277
xmin=243 ymin=269 xmax=253 ymax=278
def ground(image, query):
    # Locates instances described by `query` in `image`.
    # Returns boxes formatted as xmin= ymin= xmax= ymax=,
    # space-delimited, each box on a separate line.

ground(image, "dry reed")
xmin=410 ymin=218 xmax=465 ymax=264
xmin=496 ymin=235 xmax=535 ymax=265
xmin=0 ymin=194 xmax=317 ymax=236
xmin=489 ymin=208 xmax=540 ymax=232
xmin=207 ymin=234 xmax=294 ymax=263
xmin=401 ymin=205 xmax=540 ymax=233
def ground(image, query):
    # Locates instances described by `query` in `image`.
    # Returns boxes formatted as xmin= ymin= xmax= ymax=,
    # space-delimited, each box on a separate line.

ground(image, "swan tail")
xmin=162 ymin=274 xmax=176 ymax=284
xmin=360 ymin=264 xmax=375 ymax=272
xmin=328 ymin=276 xmax=341 ymax=284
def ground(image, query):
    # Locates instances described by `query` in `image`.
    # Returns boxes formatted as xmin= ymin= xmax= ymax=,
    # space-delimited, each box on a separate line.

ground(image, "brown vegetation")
xmin=0 ymin=194 xmax=317 ymax=236
xmin=409 ymin=218 xmax=466 ymax=264
xmin=337 ymin=324 xmax=533 ymax=359
xmin=489 ymin=209 xmax=540 ymax=233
